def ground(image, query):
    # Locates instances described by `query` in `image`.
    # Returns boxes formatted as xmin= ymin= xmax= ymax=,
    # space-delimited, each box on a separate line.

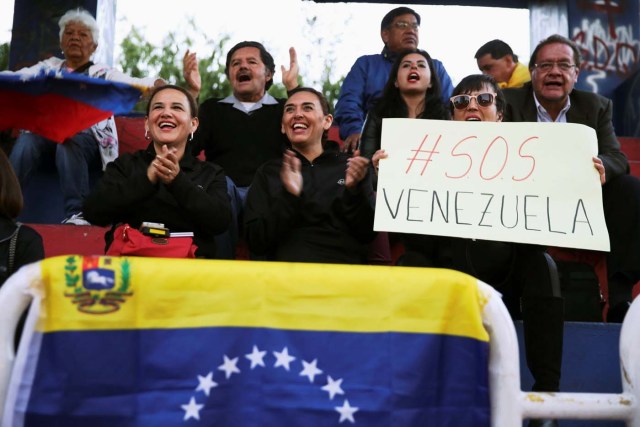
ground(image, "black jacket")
xmin=503 ymin=82 xmax=629 ymax=181
xmin=0 ymin=216 xmax=44 ymax=287
xmin=244 ymin=149 xmax=376 ymax=264
xmin=84 ymin=144 xmax=232 ymax=258
xmin=192 ymin=97 xmax=290 ymax=187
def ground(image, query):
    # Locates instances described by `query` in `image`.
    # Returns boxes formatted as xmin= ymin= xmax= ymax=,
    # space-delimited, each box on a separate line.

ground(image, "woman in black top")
xmin=83 ymin=85 xmax=232 ymax=258
xmin=244 ymin=87 xmax=376 ymax=264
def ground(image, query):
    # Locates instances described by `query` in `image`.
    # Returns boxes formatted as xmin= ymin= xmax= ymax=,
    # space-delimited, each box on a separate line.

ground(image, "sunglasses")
xmin=450 ymin=93 xmax=496 ymax=110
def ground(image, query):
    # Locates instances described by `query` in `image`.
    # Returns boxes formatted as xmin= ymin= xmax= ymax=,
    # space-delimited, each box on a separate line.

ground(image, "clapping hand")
xmin=281 ymin=47 xmax=299 ymax=92
xmin=148 ymin=144 xmax=181 ymax=185
xmin=280 ymin=149 xmax=303 ymax=196
xmin=183 ymin=50 xmax=201 ymax=99
xmin=345 ymin=150 xmax=370 ymax=189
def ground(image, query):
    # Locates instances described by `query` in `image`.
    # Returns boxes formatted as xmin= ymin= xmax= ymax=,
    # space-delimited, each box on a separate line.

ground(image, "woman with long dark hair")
xmin=0 ymin=150 xmax=44 ymax=287
xmin=359 ymin=48 xmax=450 ymax=161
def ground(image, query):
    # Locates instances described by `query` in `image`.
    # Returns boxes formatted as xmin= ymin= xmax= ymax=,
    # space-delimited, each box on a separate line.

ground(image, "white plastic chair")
xmin=481 ymin=275 xmax=640 ymax=426
xmin=1 ymin=260 xmax=639 ymax=426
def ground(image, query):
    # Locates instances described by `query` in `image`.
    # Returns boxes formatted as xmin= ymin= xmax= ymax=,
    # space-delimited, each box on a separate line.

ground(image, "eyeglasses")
xmin=534 ymin=61 xmax=577 ymax=72
xmin=392 ymin=21 xmax=419 ymax=30
xmin=450 ymin=93 xmax=496 ymax=110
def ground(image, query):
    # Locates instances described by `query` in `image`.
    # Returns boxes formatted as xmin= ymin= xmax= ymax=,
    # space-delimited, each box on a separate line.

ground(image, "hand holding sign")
xmin=374 ymin=118 xmax=609 ymax=251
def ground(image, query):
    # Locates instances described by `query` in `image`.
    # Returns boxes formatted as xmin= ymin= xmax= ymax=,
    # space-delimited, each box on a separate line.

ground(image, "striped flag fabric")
xmin=0 ymin=70 xmax=142 ymax=142
xmin=2 ymin=256 xmax=491 ymax=426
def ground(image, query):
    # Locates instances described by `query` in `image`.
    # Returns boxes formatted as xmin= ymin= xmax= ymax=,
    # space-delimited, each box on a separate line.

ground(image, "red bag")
xmin=106 ymin=224 xmax=198 ymax=258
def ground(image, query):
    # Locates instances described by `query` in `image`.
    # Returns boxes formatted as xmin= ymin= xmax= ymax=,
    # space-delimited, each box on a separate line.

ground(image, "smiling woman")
xmin=83 ymin=85 xmax=233 ymax=259
xmin=243 ymin=87 xmax=377 ymax=264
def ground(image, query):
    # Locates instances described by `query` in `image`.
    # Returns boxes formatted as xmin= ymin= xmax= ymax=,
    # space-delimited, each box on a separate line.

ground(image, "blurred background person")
xmin=83 ymin=85 xmax=231 ymax=259
xmin=0 ymin=149 xmax=44 ymax=287
xmin=475 ymin=39 xmax=531 ymax=89
xmin=3 ymin=8 xmax=164 ymax=226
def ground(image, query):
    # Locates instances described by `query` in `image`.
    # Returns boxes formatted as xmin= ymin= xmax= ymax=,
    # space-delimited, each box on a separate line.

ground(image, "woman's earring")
xmin=144 ymin=129 xmax=150 ymax=140
xmin=189 ymin=132 xmax=194 ymax=142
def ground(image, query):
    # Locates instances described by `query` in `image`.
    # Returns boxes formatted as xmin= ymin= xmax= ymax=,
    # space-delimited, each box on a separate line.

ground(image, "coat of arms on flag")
xmin=1 ymin=256 xmax=491 ymax=426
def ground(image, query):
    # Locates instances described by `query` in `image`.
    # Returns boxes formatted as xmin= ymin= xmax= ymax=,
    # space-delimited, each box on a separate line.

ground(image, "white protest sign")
xmin=374 ymin=118 xmax=610 ymax=251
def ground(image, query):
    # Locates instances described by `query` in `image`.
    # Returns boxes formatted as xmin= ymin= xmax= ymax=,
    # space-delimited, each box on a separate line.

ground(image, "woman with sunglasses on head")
xmin=403 ymin=74 xmax=563 ymax=427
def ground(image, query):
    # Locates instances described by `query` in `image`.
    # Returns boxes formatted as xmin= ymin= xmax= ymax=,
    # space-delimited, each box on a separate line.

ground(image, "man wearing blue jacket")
xmin=334 ymin=6 xmax=454 ymax=152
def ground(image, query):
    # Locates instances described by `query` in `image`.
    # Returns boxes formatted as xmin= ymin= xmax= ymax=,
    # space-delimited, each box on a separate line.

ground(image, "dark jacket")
xmin=83 ymin=144 xmax=232 ymax=259
xmin=192 ymin=96 xmax=290 ymax=187
xmin=503 ymin=82 xmax=629 ymax=181
xmin=244 ymin=149 xmax=376 ymax=264
xmin=0 ymin=216 xmax=44 ymax=287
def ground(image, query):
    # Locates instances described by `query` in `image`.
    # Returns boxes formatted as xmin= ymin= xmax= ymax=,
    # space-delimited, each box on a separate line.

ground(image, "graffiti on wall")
xmin=569 ymin=0 xmax=640 ymax=96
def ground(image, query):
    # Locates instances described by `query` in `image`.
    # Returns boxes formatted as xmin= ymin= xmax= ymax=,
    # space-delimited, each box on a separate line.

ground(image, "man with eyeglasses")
xmin=504 ymin=35 xmax=640 ymax=329
xmin=334 ymin=6 xmax=454 ymax=152
xmin=475 ymin=39 xmax=531 ymax=89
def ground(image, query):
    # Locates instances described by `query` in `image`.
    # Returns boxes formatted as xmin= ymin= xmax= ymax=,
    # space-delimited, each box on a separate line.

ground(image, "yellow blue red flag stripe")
xmin=0 ymin=71 xmax=141 ymax=142
xmin=4 ymin=255 xmax=490 ymax=426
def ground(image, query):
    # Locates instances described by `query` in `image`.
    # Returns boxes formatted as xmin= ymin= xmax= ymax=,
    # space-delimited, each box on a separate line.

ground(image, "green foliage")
xmin=319 ymin=60 xmax=345 ymax=113
xmin=0 ymin=42 xmax=9 ymax=71
xmin=116 ymin=19 xmax=344 ymax=112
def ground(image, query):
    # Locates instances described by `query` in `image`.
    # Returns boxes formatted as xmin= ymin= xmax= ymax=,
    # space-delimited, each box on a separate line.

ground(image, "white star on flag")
xmin=218 ymin=355 xmax=241 ymax=379
xmin=245 ymin=345 xmax=267 ymax=369
xmin=273 ymin=347 xmax=296 ymax=371
xmin=335 ymin=399 xmax=359 ymax=423
xmin=322 ymin=376 xmax=345 ymax=400
xmin=299 ymin=359 xmax=323 ymax=383
xmin=181 ymin=397 xmax=204 ymax=421
xmin=195 ymin=372 xmax=218 ymax=396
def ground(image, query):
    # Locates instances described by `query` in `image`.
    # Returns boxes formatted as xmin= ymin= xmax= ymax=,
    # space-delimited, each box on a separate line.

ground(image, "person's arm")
xmin=100 ymin=65 xmax=163 ymax=95
xmin=359 ymin=111 xmax=382 ymax=159
xmin=334 ymin=57 xmax=369 ymax=145
xmin=183 ymin=49 xmax=201 ymax=100
xmin=595 ymin=97 xmax=628 ymax=181
xmin=281 ymin=47 xmax=299 ymax=92
xmin=15 ymin=227 xmax=45 ymax=266
xmin=243 ymin=161 xmax=303 ymax=256
xmin=165 ymin=163 xmax=232 ymax=236
xmin=433 ymin=59 xmax=454 ymax=103
xmin=83 ymin=155 xmax=158 ymax=226
xmin=342 ymin=153 xmax=376 ymax=243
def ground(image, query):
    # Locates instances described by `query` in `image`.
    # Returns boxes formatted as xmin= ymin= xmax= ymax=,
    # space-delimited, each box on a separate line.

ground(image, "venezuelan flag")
xmin=3 ymin=256 xmax=490 ymax=426
xmin=0 ymin=70 xmax=142 ymax=143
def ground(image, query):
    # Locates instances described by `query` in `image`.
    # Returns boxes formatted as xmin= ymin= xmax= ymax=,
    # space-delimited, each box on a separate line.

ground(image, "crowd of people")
xmin=1 ymin=7 xmax=639 ymax=427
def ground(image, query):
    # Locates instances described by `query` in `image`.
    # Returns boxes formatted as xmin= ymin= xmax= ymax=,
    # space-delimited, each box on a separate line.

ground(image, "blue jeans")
xmin=9 ymin=131 xmax=99 ymax=217
xmin=213 ymin=177 xmax=249 ymax=259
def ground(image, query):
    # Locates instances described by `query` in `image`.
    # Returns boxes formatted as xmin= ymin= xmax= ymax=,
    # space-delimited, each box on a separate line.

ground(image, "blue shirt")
xmin=334 ymin=48 xmax=454 ymax=140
